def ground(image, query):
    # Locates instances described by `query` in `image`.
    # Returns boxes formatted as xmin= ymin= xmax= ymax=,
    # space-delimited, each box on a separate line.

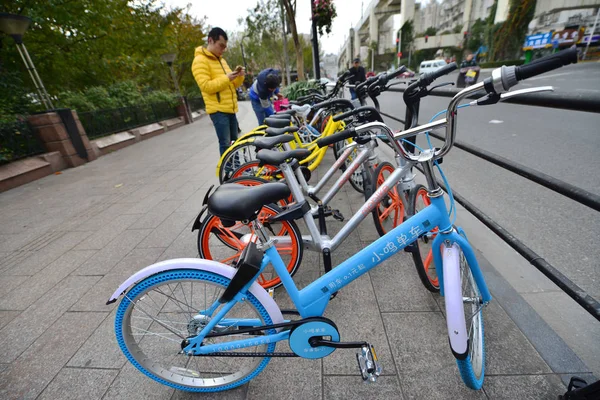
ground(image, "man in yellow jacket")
xmin=192 ymin=27 xmax=245 ymax=155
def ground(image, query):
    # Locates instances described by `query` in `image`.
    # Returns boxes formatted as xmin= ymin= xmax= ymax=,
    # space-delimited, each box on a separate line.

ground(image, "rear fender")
xmin=105 ymin=258 xmax=284 ymax=325
xmin=191 ymin=185 xmax=214 ymax=231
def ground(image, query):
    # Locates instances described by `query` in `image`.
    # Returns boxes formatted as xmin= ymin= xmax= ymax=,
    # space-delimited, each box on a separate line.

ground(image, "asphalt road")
xmin=376 ymin=61 xmax=600 ymax=300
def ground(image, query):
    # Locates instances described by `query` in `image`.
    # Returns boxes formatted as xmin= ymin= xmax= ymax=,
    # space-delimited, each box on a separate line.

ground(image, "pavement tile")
xmin=0 ymin=250 xmax=97 ymax=311
xmin=171 ymin=385 xmax=247 ymax=400
xmin=70 ymin=247 xmax=165 ymax=312
xmin=0 ymin=275 xmax=28 ymax=298
xmin=74 ymin=229 xmax=152 ymax=275
xmin=323 ymin=375 xmax=403 ymax=400
xmin=164 ymin=179 xmax=206 ymax=201
xmin=74 ymin=213 xmax=144 ymax=250
xmin=522 ymin=291 xmax=600 ymax=377
xmin=0 ymin=310 xmax=20 ymax=330
xmin=153 ymin=169 xmax=185 ymax=184
xmin=0 ymin=227 xmax=51 ymax=252
xmin=115 ymin=183 xmax=166 ymax=205
xmin=129 ymin=200 xmax=184 ymax=230
xmin=103 ymin=362 xmax=175 ymax=400
xmin=136 ymin=212 xmax=195 ymax=249
xmin=484 ymin=374 xmax=566 ymax=400
xmin=484 ymin=301 xmax=552 ymax=375
xmin=175 ymin=187 xmax=208 ymax=216
xmin=68 ymin=310 xmax=125 ymax=369
xmin=322 ymin=275 xmax=396 ymax=377
xmin=382 ymin=311 xmax=454 ymax=375
xmin=0 ymin=311 xmax=106 ymax=400
xmin=0 ymin=275 xmax=100 ymax=363
xmin=157 ymin=174 xmax=192 ymax=193
xmin=69 ymin=202 xmax=135 ymax=232
xmin=247 ymin=343 xmax=322 ymax=400
xmin=122 ymin=191 xmax=170 ymax=215
xmin=369 ymin=255 xmax=440 ymax=312
xmin=401 ymin=368 xmax=488 ymax=399
xmin=1 ymin=230 xmax=94 ymax=276
xmin=156 ymin=220 xmax=199 ymax=261
xmin=37 ymin=367 xmax=118 ymax=400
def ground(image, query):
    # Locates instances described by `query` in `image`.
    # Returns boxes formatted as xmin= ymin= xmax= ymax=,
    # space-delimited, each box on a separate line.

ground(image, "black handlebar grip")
xmin=515 ymin=47 xmax=577 ymax=81
xmin=332 ymin=109 xmax=354 ymax=122
xmin=313 ymin=98 xmax=354 ymax=112
xmin=422 ymin=62 xmax=458 ymax=86
xmin=296 ymin=94 xmax=316 ymax=103
xmin=356 ymin=75 xmax=378 ymax=92
xmin=386 ymin=65 xmax=407 ymax=82
xmin=316 ymin=128 xmax=356 ymax=148
xmin=339 ymin=71 xmax=351 ymax=82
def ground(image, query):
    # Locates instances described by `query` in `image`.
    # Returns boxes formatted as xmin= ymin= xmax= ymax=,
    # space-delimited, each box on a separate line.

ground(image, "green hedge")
xmin=479 ymin=59 xmax=525 ymax=68
xmin=58 ymin=81 xmax=180 ymax=113
xmin=282 ymin=80 xmax=324 ymax=101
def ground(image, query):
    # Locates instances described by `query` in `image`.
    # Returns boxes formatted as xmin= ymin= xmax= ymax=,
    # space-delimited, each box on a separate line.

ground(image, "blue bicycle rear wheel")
xmin=115 ymin=269 xmax=275 ymax=392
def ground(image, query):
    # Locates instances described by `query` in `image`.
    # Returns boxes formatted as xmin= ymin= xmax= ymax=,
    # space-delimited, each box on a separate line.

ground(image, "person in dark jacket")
xmin=348 ymin=58 xmax=366 ymax=100
xmin=249 ymin=68 xmax=282 ymax=124
xmin=460 ymin=53 xmax=477 ymax=68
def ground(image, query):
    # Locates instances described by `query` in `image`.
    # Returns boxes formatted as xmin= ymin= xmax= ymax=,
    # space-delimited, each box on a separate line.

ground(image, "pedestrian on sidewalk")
xmin=248 ymin=68 xmax=283 ymax=125
xmin=348 ymin=58 xmax=366 ymax=100
xmin=192 ymin=27 xmax=245 ymax=155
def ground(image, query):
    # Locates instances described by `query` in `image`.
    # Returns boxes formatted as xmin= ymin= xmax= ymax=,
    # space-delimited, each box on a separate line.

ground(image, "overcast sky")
xmin=161 ymin=0 xmax=367 ymax=54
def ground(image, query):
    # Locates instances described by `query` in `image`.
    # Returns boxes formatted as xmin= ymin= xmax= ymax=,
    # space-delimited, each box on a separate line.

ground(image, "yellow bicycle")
xmin=216 ymin=110 xmax=346 ymax=183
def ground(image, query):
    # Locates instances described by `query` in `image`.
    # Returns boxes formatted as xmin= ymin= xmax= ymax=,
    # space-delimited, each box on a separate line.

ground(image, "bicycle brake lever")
xmin=427 ymin=81 xmax=454 ymax=92
xmin=386 ymin=81 xmax=407 ymax=89
xmin=499 ymin=86 xmax=554 ymax=101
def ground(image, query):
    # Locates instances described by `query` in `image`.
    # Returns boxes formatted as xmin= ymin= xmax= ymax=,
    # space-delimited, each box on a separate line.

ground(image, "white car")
xmin=419 ymin=59 xmax=448 ymax=75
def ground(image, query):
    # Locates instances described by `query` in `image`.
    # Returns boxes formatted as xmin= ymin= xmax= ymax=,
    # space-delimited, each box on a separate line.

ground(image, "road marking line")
xmin=489 ymin=120 xmax=503 ymax=124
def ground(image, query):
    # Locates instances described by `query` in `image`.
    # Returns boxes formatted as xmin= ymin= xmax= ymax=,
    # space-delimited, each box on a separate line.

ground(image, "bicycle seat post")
xmin=251 ymin=219 xmax=275 ymax=249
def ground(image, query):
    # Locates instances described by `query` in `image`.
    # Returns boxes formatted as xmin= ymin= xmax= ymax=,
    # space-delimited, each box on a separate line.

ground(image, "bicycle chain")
xmin=187 ymin=316 xmax=335 ymax=358
xmin=192 ymin=352 xmax=298 ymax=358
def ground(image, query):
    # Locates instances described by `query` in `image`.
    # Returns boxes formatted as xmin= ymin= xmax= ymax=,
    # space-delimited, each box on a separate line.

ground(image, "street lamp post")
xmin=239 ymin=35 xmax=249 ymax=72
xmin=310 ymin=0 xmax=321 ymax=80
xmin=0 ymin=13 xmax=54 ymax=110
xmin=161 ymin=52 xmax=192 ymax=122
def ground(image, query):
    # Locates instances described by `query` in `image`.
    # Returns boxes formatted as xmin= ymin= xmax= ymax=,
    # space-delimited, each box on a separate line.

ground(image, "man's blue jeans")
xmin=349 ymin=87 xmax=357 ymax=100
xmin=209 ymin=112 xmax=238 ymax=155
xmin=250 ymin=99 xmax=274 ymax=125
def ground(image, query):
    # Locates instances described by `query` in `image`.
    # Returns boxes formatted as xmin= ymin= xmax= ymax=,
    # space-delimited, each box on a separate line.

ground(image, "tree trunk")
xmin=281 ymin=0 xmax=305 ymax=81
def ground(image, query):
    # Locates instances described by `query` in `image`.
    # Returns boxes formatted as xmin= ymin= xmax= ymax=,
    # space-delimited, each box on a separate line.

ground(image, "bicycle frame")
xmin=268 ymin=147 xmax=405 ymax=253
xmin=185 ymin=182 xmax=492 ymax=355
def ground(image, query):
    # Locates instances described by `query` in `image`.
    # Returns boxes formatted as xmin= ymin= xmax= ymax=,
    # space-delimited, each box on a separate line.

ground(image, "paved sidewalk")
xmin=0 ymin=102 xmax=593 ymax=399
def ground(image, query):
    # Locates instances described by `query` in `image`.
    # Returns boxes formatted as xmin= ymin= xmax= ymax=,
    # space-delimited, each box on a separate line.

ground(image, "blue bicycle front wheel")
xmin=115 ymin=269 xmax=275 ymax=392
xmin=455 ymin=248 xmax=485 ymax=389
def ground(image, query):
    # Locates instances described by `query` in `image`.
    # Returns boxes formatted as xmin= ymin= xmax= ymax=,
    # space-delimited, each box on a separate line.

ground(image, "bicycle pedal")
xmin=331 ymin=209 xmax=345 ymax=221
xmin=356 ymin=344 xmax=382 ymax=382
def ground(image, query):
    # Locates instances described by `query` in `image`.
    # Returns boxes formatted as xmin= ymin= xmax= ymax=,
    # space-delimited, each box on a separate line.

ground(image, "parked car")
xmin=419 ymin=59 xmax=447 ymax=75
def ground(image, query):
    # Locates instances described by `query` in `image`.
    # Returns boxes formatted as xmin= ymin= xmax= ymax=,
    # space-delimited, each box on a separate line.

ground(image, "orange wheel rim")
xmin=201 ymin=207 xmax=299 ymax=288
xmin=376 ymin=164 xmax=404 ymax=234
xmin=231 ymin=162 xmax=279 ymax=180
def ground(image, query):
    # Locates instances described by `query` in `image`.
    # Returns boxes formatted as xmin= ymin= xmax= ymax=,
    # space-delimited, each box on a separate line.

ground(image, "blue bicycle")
xmin=107 ymin=49 xmax=577 ymax=392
